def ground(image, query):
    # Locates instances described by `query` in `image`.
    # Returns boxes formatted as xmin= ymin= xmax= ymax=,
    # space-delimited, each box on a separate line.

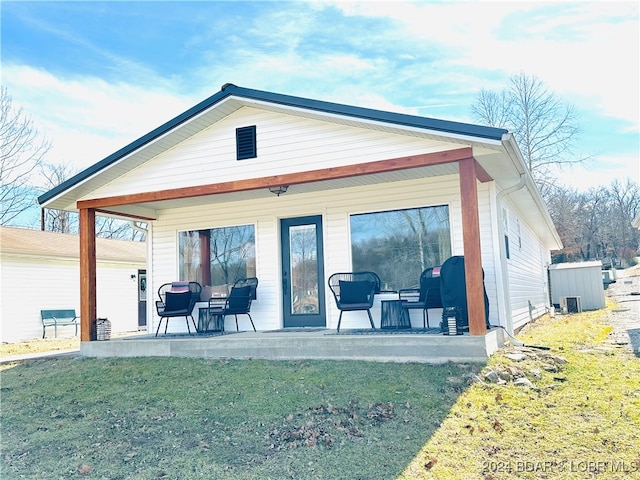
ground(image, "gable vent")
xmin=236 ymin=125 xmax=257 ymax=160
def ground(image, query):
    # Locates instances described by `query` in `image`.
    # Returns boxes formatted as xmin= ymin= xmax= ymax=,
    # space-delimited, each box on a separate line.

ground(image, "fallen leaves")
xmin=424 ymin=456 xmax=438 ymax=470
xmin=366 ymin=402 xmax=394 ymax=423
xmin=492 ymin=419 xmax=504 ymax=433
xmin=266 ymin=400 xmax=399 ymax=450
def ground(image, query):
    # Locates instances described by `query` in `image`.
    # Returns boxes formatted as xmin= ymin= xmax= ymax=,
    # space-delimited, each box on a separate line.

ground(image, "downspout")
xmin=496 ymin=173 xmax=526 ymax=336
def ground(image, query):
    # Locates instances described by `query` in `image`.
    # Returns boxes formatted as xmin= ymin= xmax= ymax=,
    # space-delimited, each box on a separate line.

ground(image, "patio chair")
xmin=155 ymin=281 xmax=202 ymax=336
xmin=208 ymin=277 xmax=258 ymax=332
xmin=328 ymin=271 xmax=380 ymax=332
xmin=398 ymin=267 xmax=443 ymax=328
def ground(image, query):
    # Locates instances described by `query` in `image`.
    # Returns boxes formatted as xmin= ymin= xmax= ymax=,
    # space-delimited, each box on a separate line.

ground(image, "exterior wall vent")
xmin=236 ymin=126 xmax=257 ymax=160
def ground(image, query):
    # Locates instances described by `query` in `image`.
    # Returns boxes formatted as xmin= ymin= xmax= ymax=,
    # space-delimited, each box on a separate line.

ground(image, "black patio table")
xmin=198 ymin=304 xmax=225 ymax=333
xmin=380 ymin=299 xmax=412 ymax=329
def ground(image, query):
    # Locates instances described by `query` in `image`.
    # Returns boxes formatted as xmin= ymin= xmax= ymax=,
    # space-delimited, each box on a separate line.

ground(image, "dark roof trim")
xmin=38 ymin=83 xmax=508 ymax=205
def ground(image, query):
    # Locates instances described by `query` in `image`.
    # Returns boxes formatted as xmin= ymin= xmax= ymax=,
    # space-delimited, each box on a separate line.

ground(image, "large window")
xmin=350 ymin=205 xmax=451 ymax=291
xmin=179 ymin=225 xmax=255 ymax=294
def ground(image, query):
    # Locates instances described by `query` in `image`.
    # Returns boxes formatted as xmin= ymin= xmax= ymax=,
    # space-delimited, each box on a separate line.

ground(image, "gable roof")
xmin=0 ymin=226 xmax=146 ymax=263
xmin=38 ymin=83 xmax=508 ymax=207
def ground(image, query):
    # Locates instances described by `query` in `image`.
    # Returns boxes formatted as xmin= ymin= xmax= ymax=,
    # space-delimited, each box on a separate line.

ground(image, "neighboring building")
xmin=548 ymin=261 xmax=606 ymax=312
xmin=0 ymin=227 xmax=146 ymax=342
xmin=38 ymin=84 xmax=562 ymax=342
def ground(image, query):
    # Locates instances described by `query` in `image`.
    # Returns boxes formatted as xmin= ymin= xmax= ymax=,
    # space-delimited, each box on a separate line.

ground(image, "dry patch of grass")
xmin=400 ymin=306 xmax=640 ymax=480
xmin=0 ymin=331 xmax=143 ymax=358
xmin=0 ymin=337 xmax=80 ymax=357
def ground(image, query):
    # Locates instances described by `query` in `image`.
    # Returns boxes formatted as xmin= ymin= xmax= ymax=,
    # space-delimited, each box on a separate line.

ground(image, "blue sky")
xmin=2 ymin=1 xmax=638 ymax=192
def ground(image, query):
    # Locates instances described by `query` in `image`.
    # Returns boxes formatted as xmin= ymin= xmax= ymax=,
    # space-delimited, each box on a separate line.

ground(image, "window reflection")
xmin=289 ymin=224 xmax=319 ymax=314
xmin=350 ymin=205 xmax=451 ymax=291
xmin=179 ymin=225 xmax=255 ymax=295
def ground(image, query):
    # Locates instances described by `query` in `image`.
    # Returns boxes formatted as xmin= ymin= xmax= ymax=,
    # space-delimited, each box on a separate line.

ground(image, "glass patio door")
xmin=281 ymin=216 xmax=326 ymax=328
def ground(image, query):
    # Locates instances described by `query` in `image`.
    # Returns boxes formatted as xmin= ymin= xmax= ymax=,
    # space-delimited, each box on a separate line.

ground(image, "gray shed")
xmin=548 ymin=261 xmax=606 ymax=312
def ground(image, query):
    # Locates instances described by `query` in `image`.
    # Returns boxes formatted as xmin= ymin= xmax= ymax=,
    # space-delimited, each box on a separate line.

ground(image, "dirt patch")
xmin=265 ymin=400 xmax=397 ymax=450
xmin=603 ymin=268 xmax=640 ymax=357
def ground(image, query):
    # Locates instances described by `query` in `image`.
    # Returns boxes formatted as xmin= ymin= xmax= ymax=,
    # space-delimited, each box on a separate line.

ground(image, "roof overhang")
xmin=38 ymin=84 xmax=506 ymax=212
xmin=37 ymin=84 xmax=561 ymax=249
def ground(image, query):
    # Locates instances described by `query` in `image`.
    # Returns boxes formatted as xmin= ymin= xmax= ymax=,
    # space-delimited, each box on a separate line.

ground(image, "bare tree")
xmin=40 ymin=162 xmax=78 ymax=233
xmin=0 ymin=86 xmax=52 ymax=225
xmin=472 ymin=73 xmax=589 ymax=191
xmin=40 ymin=162 xmax=145 ymax=240
xmin=96 ymin=217 xmax=146 ymax=241
xmin=605 ymin=179 xmax=640 ymax=262
xmin=549 ymin=179 xmax=640 ymax=265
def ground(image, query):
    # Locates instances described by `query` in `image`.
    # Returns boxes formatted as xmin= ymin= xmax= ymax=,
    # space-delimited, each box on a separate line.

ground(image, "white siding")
xmin=149 ymin=174 xmax=502 ymax=333
xmin=87 ymin=107 xmax=456 ymax=199
xmin=502 ymin=200 xmax=552 ymax=330
xmin=0 ymin=256 xmax=143 ymax=343
xmin=477 ymin=182 xmax=499 ymax=327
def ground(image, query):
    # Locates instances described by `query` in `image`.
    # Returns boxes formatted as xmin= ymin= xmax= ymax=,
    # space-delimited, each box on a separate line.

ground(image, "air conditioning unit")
xmin=560 ymin=296 xmax=582 ymax=314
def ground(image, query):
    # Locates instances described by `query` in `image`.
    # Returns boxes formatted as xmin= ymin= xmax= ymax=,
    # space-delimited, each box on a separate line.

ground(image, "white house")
xmin=37 ymin=84 xmax=562 ymax=346
xmin=0 ymin=227 xmax=146 ymax=342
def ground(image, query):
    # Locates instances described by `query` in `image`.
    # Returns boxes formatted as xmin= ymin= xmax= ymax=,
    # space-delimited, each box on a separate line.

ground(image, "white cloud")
xmin=3 ymin=64 xmax=193 ymax=172
xmin=328 ymin=1 xmax=639 ymax=129
xmin=549 ymin=153 xmax=640 ymax=191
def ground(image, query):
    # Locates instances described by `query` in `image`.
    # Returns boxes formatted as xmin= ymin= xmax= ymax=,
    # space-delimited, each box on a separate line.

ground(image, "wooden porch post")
xmin=459 ymin=157 xmax=487 ymax=336
xmin=79 ymin=208 xmax=97 ymax=341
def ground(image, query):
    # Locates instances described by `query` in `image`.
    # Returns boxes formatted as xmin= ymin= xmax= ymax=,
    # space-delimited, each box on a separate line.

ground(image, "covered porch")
xmin=76 ymin=149 xmax=492 ymax=343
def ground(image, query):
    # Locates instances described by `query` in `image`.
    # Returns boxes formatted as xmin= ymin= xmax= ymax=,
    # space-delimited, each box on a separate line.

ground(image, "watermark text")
xmin=482 ymin=459 xmax=639 ymax=474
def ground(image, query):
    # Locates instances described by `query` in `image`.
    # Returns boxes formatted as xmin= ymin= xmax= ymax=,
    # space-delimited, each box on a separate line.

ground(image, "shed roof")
xmin=548 ymin=261 xmax=603 ymax=270
xmin=0 ymin=226 xmax=146 ymax=263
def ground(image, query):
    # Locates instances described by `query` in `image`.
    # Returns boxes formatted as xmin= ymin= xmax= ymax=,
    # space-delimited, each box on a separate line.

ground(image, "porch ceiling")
xmin=96 ymin=162 xmax=462 ymax=218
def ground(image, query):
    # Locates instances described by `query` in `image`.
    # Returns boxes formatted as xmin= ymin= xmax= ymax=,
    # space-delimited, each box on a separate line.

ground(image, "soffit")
xmin=97 ymin=162 xmax=461 ymax=217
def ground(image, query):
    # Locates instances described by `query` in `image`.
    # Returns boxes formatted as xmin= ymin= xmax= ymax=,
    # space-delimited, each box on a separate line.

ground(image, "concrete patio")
xmin=81 ymin=327 xmax=505 ymax=363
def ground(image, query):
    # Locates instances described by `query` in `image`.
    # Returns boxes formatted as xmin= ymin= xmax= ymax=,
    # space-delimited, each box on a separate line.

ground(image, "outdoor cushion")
xmin=227 ymin=285 xmax=252 ymax=310
xmin=339 ymin=280 xmax=373 ymax=304
xmin=164 ymin=291 xmax=190 ymax=312
xmin=169 ymin=281 xmax=190 ymax=293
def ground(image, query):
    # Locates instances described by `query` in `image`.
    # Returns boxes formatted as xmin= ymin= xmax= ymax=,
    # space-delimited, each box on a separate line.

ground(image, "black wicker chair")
xmin=398 ymin=267 xmax=443 ymax=328
xmin=327 ymin=271 xmax=380 ymax=332
xmin=208 ymin=277 xmax=258 ymax=332
xmin=155 ymin=281 xmax=202 ymax=336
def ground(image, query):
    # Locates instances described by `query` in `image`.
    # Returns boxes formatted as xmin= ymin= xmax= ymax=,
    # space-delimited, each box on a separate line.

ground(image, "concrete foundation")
xmin=81 ymin=328 xmax=504 ymax=364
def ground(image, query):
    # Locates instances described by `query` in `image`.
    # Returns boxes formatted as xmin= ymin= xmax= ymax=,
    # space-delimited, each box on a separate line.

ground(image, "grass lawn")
xmin=1 ymin=305 xmax=638 ymax=479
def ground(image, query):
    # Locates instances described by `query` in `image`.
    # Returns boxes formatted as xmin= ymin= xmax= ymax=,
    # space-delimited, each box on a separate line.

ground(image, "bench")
xmin=40 ymin=309 xmax=80 ymax=339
